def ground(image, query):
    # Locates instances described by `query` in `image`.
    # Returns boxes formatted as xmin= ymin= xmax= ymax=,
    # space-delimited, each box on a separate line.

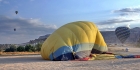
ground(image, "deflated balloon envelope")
xmin=115 ymin=27 xmax=130 ymax=43
xmin=41 ymin=21 xmax=108 ymax=61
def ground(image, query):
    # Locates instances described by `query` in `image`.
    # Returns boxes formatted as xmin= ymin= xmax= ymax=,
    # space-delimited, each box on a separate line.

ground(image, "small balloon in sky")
xmin=15 ymin=11 xmax=18 ymax=14
xmin=14 ymin=28 xmax=16 ymax=31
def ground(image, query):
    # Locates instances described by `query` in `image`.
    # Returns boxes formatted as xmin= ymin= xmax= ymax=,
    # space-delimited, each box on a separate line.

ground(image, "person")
xmin=125 ymin=48 xmax=129 ymax=52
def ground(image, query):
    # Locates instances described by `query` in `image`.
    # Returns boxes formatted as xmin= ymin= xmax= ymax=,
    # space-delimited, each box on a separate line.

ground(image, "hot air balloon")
xmin=15 ymin=11 xmax=18 ymax=14
xmin=14 ymin=28 xmax=16 ymax=31
xmin=41 ymin=21 xmax=108 ymax=61
xmin=14 ymin=11 xmax=18 ymax=31
xmin=115 ymin=27 xmax=130 ymax=44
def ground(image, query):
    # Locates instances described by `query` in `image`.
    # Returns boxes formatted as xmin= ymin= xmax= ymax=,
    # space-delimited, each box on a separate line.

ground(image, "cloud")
xmin=3 ymin=1 xmax=9 ymax=4
xmin=98 ymin=7 xmax=140 ymax=25
xmin=97 ymin=19 xmax=134 ymax=25
xmin=0 ymin=0 xmax=9 ymax=4
xmin=96 ymin=6 xmax=140 ymax=31
xmin=0 ymin=16 xmax=57 ymax=44
xmin=97 ymin=25 xmax=116 ymax=31
xmin=113 ymin=8 xmax=140 ymax=13
xmin=113 ymin=6 xmax=140 ymax=16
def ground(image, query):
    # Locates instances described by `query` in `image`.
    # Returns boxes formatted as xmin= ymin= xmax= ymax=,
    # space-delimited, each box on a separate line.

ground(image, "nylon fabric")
xmin=41 ymin=21 xmax=107 ymax=60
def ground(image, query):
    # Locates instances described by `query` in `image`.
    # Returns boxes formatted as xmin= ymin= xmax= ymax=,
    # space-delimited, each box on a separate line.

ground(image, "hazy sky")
xmin=0 ymin=0 xmax=140 ymax=44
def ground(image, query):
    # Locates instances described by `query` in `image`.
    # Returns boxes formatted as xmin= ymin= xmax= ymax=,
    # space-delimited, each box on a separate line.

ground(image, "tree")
xmin=4 ymin=45 xmax=17 ymax=52
xmin=5 ymin=48 xmax=10 ymax=52
xmin=25 ymin=44 xmax=35 ymax=52
xmin=35 ymin=43 xmax=42 ymax=52
xmin=0 ymin=47 xmax=2 ymax=52
xmin=30 ymin=46 xmax=35 ymax=52
xmin=137 ymin=38 xmax=140 ymax=47
xmin=9 ymin=45 xmax=17 ymax=52
xmin=17 ymin=46 xmax=25 ymax=52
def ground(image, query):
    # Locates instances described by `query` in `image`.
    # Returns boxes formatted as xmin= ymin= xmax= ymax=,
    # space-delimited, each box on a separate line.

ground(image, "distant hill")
xmin=1 ymin=27 xmax=140 ymax=50
xmin=32 ymin=27 xmax=140 ymax=44
xmin=101 ymin=27 xmax=140 ymax=44
xmin=38 ymin=34 xmax=51 ymax=39
xmin=19 ymin=27 xmax=140 ymax=46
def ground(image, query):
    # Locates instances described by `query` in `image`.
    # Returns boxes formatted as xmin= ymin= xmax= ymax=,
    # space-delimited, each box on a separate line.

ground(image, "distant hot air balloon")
xmin=14 ymin=28 xmax=16 ymax=31
xmin=14 ymin=11 xmax=18 ymax=31
xmin=115 ymin=27 xmax=130 ymax=44
xmin=15 ymin=11 xmax=18 ymax=14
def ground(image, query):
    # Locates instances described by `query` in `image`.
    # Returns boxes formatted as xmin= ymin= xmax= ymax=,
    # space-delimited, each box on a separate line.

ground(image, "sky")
xmin=0 ymin=0 xmax=140 ymax=44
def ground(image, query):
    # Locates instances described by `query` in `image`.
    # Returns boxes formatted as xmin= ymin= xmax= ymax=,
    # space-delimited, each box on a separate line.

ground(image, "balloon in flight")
xmin=15 ymin=11 xmax=18 ymax=14
xmin=14 ymin=11 xmax=18 ymax=31
xmin=115 ymin=27 xmax=130 ymax=43
xmin=14 ymin=28 xmax=16 ymax=31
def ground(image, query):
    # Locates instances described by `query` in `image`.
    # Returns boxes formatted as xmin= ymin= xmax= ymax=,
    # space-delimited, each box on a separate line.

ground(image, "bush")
xmin=35 ymin=43 xmax=42 ymax=52
xmin=0 ymin=47 xmax=2 ymax=52
xmin=5 ymin=48 xmax=10 ymax=52
xmin=25 ymin=44 xmax=35 ymax=52
xmin=137 ymin=38 xmax=140 ymax=47
xmin=17 ymin=46 xmax=25 ymax=52
xmin=10 ymin=45 xmax=17 ymax=52
xmin=31 ymin=47 xmax=35 ymax=52
xmin=5 ymin=45 xmax=17 ymax=52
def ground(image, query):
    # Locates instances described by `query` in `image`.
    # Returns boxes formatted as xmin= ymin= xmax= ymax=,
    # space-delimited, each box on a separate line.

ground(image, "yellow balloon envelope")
xmin=41 ymin=21 xmax=108 ymax=61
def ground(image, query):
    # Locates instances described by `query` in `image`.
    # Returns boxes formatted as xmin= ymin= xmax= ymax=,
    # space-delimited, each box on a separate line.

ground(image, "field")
xmin=0 ymin=47 xmax=140 ymax=70
xmin=0 ymin=52 xmax=40 ymax=56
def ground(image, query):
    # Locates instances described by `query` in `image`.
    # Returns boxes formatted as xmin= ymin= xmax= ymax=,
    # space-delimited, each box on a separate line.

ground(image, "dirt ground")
xmin=0 ymin=47 xmax=140 ymax=70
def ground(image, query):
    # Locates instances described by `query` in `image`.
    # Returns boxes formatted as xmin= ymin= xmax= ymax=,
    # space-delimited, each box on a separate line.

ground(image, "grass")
xmin=0 ymin=52 xmax=40 ymax=56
